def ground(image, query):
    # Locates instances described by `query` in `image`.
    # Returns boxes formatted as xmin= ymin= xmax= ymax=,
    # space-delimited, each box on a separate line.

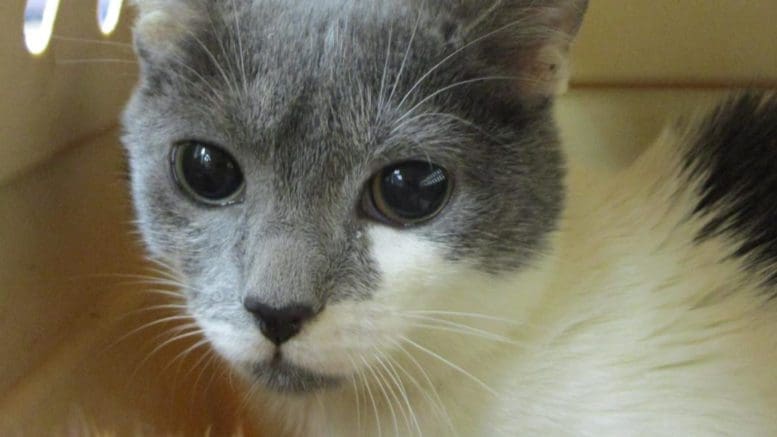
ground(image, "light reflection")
xmin=23 ymin=0 xmax=61 ymax=55
xmin=420 ymin=169 xmax=446 ymax=188
xmin=97 ymin=0 xmax=123 ymax=35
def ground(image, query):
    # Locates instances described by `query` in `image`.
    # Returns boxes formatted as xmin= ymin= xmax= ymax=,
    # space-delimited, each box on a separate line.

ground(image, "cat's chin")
xmin=244 ymin=355 xmax=343 ymax=394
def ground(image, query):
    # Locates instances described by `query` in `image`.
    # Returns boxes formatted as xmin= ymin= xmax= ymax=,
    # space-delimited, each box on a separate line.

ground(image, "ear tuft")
xmin=461 ymin=0 xmax=589 ymax=96
xmin=130 ymin=0 xmax=198 ymax=63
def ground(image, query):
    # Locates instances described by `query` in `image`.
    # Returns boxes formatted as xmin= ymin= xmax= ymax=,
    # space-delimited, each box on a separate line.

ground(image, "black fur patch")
xmin=685 ymin=91 xmax=777 ymax=287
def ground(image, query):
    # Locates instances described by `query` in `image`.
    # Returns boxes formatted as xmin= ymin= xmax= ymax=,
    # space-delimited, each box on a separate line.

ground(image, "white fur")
xmin=200 ymin=318 xmax=270 ymax=366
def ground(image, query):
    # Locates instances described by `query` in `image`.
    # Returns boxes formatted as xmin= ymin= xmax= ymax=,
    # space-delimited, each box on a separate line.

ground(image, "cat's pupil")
xmin=172 ymin=142 xmax=244 ymax=205
xmin=372 ymin=161 xmax=451 ymax=225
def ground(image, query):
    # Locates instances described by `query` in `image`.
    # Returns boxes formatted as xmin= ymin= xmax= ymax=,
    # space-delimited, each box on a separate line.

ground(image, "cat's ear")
xmin=457 ymin=0 xmax=588 ymax=96
xmin=130 ymin=0 xmax=199 ymax=64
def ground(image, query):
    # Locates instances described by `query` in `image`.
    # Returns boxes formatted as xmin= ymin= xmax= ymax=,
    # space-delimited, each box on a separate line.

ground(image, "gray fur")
xmin=122 ymin=0 xmax=585 ymax=391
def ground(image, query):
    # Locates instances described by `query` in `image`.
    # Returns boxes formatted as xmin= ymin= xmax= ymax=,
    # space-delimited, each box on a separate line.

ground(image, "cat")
xmin=121 ymin=0 xmax=777 ymax=435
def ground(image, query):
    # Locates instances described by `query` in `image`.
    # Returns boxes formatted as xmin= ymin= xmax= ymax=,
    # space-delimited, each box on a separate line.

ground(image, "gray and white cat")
xmin=122 ymin=0 xmax=777 ymax=435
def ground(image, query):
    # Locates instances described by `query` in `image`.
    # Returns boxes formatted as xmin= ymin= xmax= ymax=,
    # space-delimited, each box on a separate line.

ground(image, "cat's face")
xmin=123 ymin=0 xmax=585 ymax=393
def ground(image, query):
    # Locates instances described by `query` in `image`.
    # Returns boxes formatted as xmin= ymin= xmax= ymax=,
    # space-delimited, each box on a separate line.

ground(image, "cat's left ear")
xmin=130 ymin=0 xmax=199 ymax=65
xmin=456 ymin=0 xmax=588 ymax=96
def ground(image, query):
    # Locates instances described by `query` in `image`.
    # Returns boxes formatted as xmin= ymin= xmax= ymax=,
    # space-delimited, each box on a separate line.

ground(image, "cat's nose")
xmin=243 ymin=298 xmax=316 ymax=346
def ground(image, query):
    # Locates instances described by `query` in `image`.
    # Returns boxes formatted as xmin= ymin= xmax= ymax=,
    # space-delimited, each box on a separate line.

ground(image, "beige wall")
xmin=574 ymin=0 xmax=777 ymax=85
xmin=0 ymin=1 xmax=137 ymax=184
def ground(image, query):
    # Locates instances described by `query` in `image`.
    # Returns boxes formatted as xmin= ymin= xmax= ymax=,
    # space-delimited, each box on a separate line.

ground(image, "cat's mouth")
xmin=250 ymin=352 xmax=342 ymax=394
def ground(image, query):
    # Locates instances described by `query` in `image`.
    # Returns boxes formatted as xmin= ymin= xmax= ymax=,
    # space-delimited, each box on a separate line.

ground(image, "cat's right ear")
xmin=130 ymin=0 xmax=198 ymax=64
xmin=453 ymin=0 xmax=589 ymax=97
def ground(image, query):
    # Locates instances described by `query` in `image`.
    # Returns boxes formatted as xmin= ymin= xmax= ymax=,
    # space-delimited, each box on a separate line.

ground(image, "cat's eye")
xmin=171 ymin=141 xmax=245 ymax=206
xmin=365 ymin=161 xmax=453 ymax=226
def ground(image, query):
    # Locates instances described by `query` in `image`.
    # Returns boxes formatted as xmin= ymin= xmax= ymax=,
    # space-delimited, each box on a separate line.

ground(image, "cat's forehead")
xmin=139 ymin=1 xmax=462 ymax=174
xmin=143 ymin=0 xmax=452 ymax=106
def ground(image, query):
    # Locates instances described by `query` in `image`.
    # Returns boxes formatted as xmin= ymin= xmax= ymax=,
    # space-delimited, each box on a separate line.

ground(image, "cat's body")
xmin=253 ymin=93 xmax=777 ymax=436
xmin=122 ymin=0 xmax=777 ymax=435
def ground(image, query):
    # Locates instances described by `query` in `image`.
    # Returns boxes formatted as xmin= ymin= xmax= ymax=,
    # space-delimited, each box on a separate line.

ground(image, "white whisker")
xmin=364 ymin=354 xmax=399 ymax=436
xmin=206 ymin=360 xmax=226 ymax=398
xmin=406 ymin=321 xmax=526 ymax=347
xmin=396 ymin=14 xmax=537 ymax=110
xmin=399 ymin=313 xmax=529 ymax=346
xmin=386 ymin=7 xmax=423 ymax=108
xmin=132 ymin=328 xmax=204 ymax=377
xmin=376 ymin=25 xmax=394 ymax=120
xmin=390 ymin=111 xmax=503 ymax=144
xmin=230 ymin=0 xmax=250 ymax=98
xmin=137 ymin=289 xmax=184 ymax=300
xmin=396 ymin=75 xmax=538 ymax=125
xmin=139 ymin=263 xmax=183 ymax=282
xmin=378 ymin=349 xmax=422 ymax=436
xmin=111 ymin=314 xmax=195 ymax=348
xmin=188 ymin=347 xmax=216 ymax=386
xmin=406 ymin=309 xmax=522 ymax=325
xmin=393 ymin=341 xmax=457 ymax=436
xmin=347 ymin=362 xmax=363 ymax=436
xmin=374 ymin=352 xmax=413 ymax=436
xmin=180 ymin=27 xmax=240 ymax=99
xmin=164 ymin=337 xmax=212 ymax=372
xmin=125 ymin=303 xmax=188 ymax=318
xmin=402 ymin=336 xmax=498 ymax=397
xmin=354 ymin=355 xmax=382 ymax=437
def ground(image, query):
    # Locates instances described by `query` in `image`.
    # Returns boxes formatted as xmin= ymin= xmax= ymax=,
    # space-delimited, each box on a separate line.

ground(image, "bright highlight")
xmin=97 ymin=0 xmax=124 ymax=35
xmin=23 ymin=0 xmax=61 ymax=55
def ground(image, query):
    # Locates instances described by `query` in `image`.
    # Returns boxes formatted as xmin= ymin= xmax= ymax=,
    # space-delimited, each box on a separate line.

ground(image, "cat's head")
xmin=123 ymin=0 xmax=586 ymax=393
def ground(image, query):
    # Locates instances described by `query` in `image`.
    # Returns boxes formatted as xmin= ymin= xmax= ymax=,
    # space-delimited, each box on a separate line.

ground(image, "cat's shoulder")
xmin=681 ymin=91 xmax=777 ymax=285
